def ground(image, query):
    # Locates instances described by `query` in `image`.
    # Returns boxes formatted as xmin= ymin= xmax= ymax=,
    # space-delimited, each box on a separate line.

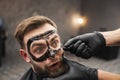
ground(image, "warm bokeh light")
xmin=71 ymin=13 xmax=87 ymax=29
xmin=74 ymin=18 xmax=84 ymax=25
xmin=78 ymin=18 xmax=84 ymax=24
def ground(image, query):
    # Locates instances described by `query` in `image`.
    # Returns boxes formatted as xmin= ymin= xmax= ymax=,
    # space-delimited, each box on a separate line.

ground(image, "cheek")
xmin=38 ymin=63 xmax=45 ymax=69
xmin=31 ymin=60 xmax=46 ymax=70
xmin=56 ymin=49 xmax=64 ymax=58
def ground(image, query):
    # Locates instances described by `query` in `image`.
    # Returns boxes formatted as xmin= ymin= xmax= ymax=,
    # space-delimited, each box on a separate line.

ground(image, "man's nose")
xmin=49 ymin=49 xmax=56 ymax=58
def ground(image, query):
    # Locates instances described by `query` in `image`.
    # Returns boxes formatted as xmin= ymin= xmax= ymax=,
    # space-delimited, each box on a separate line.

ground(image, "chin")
xmin=48 ymin=59 xmax=68 ymax=78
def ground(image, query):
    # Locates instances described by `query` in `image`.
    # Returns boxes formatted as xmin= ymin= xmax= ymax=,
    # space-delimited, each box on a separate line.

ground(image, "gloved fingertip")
xmin=63 ymin=46 xmax=69 ymax=51
xmin=64 ymin=43 xmax=68 ymax=47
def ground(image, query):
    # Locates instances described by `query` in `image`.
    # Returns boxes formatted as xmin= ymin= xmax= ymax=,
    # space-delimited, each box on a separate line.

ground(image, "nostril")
xmin=50 ymin=54 xmax=55 ymax=58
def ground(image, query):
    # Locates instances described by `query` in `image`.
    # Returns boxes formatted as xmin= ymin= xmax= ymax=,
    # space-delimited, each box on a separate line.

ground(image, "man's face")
xmin=22 ymin=23 xmax=67 ymax=77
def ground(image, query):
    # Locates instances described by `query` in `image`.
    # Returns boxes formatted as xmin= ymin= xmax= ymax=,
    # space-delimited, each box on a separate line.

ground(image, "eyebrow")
xmin=31 ymin=29 xmax=57 ymax=40
xmin=50 ymin=35 xmax=58 ymax=42
xmin=31 ymin=35 xmax=58 ymax=48
xmin=27 ymin=30 xmax=58 ymax=48
xmin=31 ymin=43 xmax=44 ymax=48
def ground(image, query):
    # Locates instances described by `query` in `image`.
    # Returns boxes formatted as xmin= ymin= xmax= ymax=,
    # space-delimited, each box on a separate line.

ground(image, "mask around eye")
xmin=29 ymin=39 xmax=62 ymax=62
xmin=30 ymin=39 xmax=48 ymax=58
xmin=27 ymin=30 xmax=62 ymax=62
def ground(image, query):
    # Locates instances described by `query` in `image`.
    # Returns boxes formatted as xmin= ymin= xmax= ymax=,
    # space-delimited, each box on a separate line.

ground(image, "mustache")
xmin=47 ymin=54 xmax=64 ymax=67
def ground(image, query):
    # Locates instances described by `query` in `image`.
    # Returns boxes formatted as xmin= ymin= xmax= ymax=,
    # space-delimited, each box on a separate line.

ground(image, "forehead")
xmin=23 ymin=23 xmax=57 ymax=45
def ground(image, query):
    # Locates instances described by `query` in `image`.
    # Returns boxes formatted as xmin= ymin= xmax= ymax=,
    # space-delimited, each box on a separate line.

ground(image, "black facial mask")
xmin=27 ymin=30 xmax=62 ymax=62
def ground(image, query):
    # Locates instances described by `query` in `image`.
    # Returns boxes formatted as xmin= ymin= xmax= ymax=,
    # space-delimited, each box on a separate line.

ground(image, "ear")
xmin=20 ymin=49 xmax=31 ymax=63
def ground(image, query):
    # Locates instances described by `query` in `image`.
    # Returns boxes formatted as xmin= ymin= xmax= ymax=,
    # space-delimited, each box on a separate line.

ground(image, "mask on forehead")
xmin=27 ymin=30 xmax=62 ymax=62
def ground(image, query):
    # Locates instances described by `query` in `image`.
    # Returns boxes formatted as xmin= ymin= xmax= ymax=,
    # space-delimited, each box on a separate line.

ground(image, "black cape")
xmin=20 ymin=58 xmax=98 ymax=80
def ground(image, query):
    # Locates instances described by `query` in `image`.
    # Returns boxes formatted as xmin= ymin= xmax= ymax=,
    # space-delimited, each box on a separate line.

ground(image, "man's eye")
xmin=51 ymin=40 xmax=59 ymax=48
xmin=36 ymin=47 xmax=42 ymax=53
xmin=33 ymin=46 xmax=45 ymax=54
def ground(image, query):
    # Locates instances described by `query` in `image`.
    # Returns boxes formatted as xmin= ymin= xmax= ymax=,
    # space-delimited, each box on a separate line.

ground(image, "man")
xmin=14 ymin=15 xmax=120 ymax=80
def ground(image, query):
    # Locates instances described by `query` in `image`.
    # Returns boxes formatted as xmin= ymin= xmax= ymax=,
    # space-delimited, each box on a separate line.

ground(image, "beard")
xmin=31 ymin=56 xmax=69 ymax=78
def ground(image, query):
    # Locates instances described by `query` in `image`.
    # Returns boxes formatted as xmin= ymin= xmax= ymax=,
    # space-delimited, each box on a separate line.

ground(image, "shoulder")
xmin=65 ymin=58 xmax=98 ymax=80
xmin=20 ymin=68 xmax=35 ymax=80
xmin=68 ymin=59 xmax=97 ymax=73
xmin=65 ymin=58 xmax=89 ymax=70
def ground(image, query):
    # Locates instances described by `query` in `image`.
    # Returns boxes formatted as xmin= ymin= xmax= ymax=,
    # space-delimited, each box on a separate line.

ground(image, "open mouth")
xmin=49 ymin=61 xmax=61 ymax=71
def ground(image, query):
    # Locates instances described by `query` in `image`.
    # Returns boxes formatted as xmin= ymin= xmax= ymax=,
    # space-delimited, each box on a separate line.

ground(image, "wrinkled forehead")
xmin=27 ymin=30 xmax=57 ymax=43
xmin=27 ymin=30 xmax=58 ymax=46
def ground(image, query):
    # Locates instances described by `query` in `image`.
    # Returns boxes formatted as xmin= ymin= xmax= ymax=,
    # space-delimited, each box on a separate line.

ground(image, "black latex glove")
xmin=64 ymin=32 xmax=106 ymax=59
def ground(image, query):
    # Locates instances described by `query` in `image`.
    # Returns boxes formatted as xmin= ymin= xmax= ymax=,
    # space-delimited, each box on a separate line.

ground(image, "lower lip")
xmin=49 ymin=62 xmax=61 ymax=71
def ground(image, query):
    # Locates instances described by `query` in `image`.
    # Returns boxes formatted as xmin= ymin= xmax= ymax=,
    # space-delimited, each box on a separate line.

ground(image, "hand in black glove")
xmin=64 ymin=32 xmax=106 ymax=59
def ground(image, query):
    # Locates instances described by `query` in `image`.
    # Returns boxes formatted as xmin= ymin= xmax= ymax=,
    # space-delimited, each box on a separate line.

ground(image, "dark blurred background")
xmin=0 ymin=0 xmax=120 ymax=80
